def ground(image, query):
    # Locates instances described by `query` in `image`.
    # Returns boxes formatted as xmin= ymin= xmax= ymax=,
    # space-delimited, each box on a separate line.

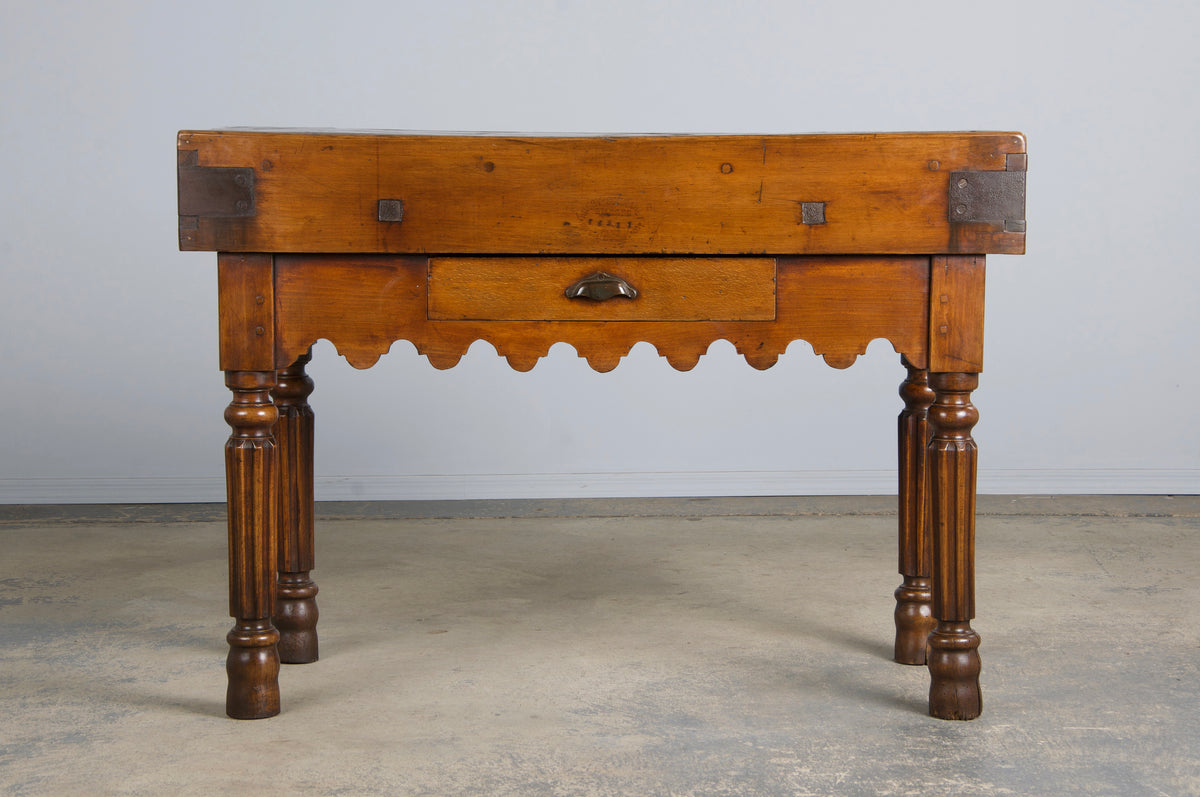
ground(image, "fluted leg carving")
xmin=895 ymin=357 xmax=936 ymax=665
xmin=272 ymin=351 xmax=319 ymax=664
xmin=926 ymin=372 xmax=982 ymax=720
xmin=224 ymin=370 xmax=281 ymax=719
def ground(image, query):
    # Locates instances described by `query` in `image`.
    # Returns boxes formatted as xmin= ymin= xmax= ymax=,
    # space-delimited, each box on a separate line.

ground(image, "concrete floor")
xmin=1 ymin=496 xmax=1197 ymax=796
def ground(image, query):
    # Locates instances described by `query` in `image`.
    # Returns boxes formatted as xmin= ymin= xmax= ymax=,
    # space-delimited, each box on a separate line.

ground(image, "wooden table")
xmin=177 ymin=129 xmax=1027 ymax=721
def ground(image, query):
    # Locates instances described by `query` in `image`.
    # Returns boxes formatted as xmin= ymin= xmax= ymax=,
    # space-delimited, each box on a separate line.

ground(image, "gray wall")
xmin=2 ymin=1 xmax=1196 ymax=503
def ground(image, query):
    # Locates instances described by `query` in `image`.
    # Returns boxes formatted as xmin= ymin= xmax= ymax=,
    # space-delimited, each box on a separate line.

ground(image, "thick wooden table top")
xmin=178 ymin=130 xmax=1026 ymax=256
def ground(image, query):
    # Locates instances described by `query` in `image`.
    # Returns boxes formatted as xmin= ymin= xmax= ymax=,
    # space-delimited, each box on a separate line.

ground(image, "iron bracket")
xmin=177 ymin=151 xmax=256 ymax=218
xmin=949 ymin=157 xmax=1026 ymax=233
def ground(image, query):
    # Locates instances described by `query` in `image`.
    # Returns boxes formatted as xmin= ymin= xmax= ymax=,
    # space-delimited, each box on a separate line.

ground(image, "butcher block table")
xmin=176 ymin=129 xmax=1028 ymax=720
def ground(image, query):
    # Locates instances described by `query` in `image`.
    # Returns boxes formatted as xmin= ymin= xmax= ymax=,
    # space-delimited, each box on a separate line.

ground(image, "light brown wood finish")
xmin=428 ymin=257 xmax=777 ymax=321
xmin=274 ymin=255 xmax=929 ymax=373
xmin=929 ymin=255 xmax=986 ymax=373
xmin=180 ymin=129 xmax=1026 ymax=721
xmin=179 ymin=130 xmax=1025 ymax=257
xmin=218 ymin=254 xmax=275 ymax=372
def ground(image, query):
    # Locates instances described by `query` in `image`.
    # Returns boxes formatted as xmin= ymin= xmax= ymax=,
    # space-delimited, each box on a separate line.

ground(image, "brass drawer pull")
xmin=564 ymin=272 xmax=638 ymax=302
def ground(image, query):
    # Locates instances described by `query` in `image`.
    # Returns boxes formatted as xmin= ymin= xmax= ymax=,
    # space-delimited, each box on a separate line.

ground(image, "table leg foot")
xmin=226 ymin=619 xmax=281 ymax=719
xmin=894 ymin=576 xmax=935 ymax=665
xmin=928 ymin=620 xmax=981 ymax=720
xmin=276 ymin=572 xmax=319 ymax=663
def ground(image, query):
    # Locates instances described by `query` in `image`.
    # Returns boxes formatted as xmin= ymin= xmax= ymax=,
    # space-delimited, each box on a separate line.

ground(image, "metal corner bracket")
xmin=948 ymin=169 xmax=1026 ymax=233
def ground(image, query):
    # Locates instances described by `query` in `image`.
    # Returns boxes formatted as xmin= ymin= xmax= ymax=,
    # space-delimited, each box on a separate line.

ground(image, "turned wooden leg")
xmin=272 ymin=350 xmax=319 ymax=664
xmin=224 ymin=370 xmax=281 ymax=719
xmin=895 ymin=357 xmax=936 ymax=665
xmin=926 ymin=372 xmax=982 ymax=720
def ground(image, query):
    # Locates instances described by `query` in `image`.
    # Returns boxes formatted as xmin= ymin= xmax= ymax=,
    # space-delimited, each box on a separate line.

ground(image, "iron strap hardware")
xmin=949 ymin=170 xmax=1026 ymax=233
xmin=177 ymin=153 xmax=256 ymax=218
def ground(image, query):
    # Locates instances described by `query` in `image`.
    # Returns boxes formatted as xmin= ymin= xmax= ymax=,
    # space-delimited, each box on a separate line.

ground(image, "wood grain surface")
xmin=179 ymin=130 xmax=1025 ymax=256
xmin=273 ymin=255 xmax=929 ymax=372
xmin=427 ymin=257 xmax=776 ymax=321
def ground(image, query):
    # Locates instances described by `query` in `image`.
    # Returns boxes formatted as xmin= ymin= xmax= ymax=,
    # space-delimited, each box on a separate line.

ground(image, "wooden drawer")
xmin=427 ymin=257 xmax=776 ymax=321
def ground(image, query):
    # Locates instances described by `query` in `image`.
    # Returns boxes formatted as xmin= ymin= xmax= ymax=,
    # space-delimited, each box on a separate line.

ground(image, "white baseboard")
xmin=0 ymin=469 xmax=1195 ymax=504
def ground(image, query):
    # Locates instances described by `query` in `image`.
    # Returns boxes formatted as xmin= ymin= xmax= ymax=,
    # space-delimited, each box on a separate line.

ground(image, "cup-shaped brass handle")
xmin=564 ymin=272 xmax=638 ymax=301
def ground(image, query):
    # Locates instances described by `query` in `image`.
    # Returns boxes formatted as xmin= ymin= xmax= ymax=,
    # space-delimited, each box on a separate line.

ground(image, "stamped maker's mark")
xmin=580 ymin=197 xmax=644 ymax=233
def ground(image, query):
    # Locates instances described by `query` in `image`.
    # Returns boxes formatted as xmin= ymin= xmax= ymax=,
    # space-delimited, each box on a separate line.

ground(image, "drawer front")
xmin=427 ymin=257 xmax=776 ymax=321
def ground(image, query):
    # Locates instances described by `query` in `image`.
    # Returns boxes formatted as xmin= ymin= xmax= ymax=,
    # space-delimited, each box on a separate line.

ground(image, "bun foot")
xmin=894 ymin=576 xmax=935 ymax=665
xmin=275 ymin=573 xmax=319 ymax=664
xmin=927 ymin=621 xmax=981 ymax=720
xmin=226 ymin=620 xmax=281 ymax=719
